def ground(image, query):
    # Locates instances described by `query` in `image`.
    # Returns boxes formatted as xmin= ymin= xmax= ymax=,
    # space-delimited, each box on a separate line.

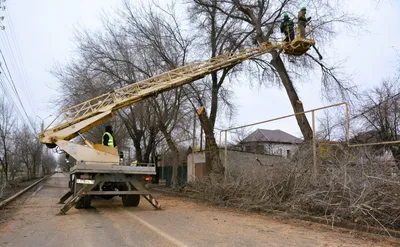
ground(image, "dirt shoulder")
xmin=0 ymin=177 xmax=44 ymax=204
xmin=151 ymin=188 xmax=400 ymax=246
xmin=1 ymin=179 xmax=399 ymax=247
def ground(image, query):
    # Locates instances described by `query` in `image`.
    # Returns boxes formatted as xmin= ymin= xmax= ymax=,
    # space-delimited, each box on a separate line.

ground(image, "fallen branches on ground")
xmin=183 ymin=144 xmax=400 ymax=233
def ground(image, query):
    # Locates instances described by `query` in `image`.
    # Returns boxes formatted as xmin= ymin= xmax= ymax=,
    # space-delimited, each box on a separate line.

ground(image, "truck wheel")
xmin=75 ymin=195 xmax=92 ymax=209
xmin=122 ymin=195 xmax=140 ymax=207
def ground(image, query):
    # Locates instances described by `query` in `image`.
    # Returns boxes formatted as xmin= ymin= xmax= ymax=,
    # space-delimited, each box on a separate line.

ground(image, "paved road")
xmin=0 ymin=174 xmax=397 ymax=247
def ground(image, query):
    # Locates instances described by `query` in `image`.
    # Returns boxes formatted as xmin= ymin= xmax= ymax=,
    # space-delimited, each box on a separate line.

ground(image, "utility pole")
xmin=37 ymin=115 xmax=52 ymax=176
xmin=191 ymin=110 xmax=196 ymax=180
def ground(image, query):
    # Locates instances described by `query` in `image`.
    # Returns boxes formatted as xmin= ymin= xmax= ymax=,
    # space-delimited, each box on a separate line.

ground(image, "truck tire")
xmin=122 ymin=195 xmax=140 ymax=207
xmin=75 ymin=195 xmax=92 ymax=209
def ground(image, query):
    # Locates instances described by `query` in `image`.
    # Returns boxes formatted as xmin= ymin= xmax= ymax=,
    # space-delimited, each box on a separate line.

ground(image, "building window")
xmin=287 ymin=150 xmax=291 ymax=158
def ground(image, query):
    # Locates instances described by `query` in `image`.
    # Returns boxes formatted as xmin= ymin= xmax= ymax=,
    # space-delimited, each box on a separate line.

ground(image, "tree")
xmin=316 ymin=109 xmax=347 ymax=142
xmin=41 ymin=149 xmax=57 ymax=175
xmin=121 ymin=1 xmax=194 ymax=183
xmin=52 ymin=1 xmax=195 ymax=186
xmin=357 ymin=79 xmax=400 ymax=169
xmin=0 ymin=97 xmax=15 ymax=182
xmin=193 ymin=0 xmax=356 ymax=143
xmin=187 ymin=0 xmax=257 ymax=181
xmin=14 ymin=124 xmax=42 ymax=179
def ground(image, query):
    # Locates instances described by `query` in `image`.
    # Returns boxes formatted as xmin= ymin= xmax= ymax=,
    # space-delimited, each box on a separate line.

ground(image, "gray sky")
xmin=1 ymin=0 xmax=399 ymax=138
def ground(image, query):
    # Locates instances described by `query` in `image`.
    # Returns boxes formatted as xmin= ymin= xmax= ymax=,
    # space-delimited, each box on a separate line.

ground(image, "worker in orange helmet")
xmin=298 ymin=7 xmax=311 ymax=39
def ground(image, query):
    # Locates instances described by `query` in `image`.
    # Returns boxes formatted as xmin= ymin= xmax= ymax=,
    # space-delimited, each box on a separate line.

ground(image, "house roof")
xmin=242 ymin=129 xmax=302 ymax=144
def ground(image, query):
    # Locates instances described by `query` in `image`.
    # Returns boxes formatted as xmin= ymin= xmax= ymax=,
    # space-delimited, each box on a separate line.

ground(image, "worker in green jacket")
xmin=280 ymin=13 xmax=294 ymax=42
xmin=102 ymin=125 xmax=116 ymax=147
xmin=298 ymin=7 xmax=311 ymax=38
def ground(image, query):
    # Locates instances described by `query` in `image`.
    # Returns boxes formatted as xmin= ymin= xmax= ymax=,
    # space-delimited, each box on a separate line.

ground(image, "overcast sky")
xmin=1 ymin=0 xmax=399 ymax=139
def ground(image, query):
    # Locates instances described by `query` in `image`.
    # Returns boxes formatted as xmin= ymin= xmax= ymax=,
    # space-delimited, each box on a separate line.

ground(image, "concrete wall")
xmin=223 ymin=149 xmax=284 ymax=175
xmin=187 ymin=149 xmax=284 ymax=182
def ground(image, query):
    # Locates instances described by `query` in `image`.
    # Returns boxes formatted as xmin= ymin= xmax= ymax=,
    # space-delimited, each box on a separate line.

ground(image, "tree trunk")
xmin=197 ymin=106 xmax=224 ymax=182
xmin=143 ymin=127 xmax=157 ymax=163
xmin=0 ymin=157 xmax=7 ymax=182
xmin=160 ymin=127 xmax=180 ymax=187
xmin=270 ymin=52 xmax=313 ymax=140
xmin=27 ymin=167 xmax=31 ymax=180
xmin=232 ymin=1 xmax=314 ymax=141
xmin=32 ymin=163 xmax=36 ymax=179
xmin=133 ymin=139 xmax=143 ymax=163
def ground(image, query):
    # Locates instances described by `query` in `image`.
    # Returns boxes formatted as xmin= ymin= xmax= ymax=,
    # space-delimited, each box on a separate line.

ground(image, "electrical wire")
xmin=0 ymin=48 xmax=35 ymax=132
xmin=0 ymin=2 xmax=37 ymax=133
xmin=0 ymin=76 xmax=25 ymax=123
xmin=4 ymin=10 xmax=37 ymax=111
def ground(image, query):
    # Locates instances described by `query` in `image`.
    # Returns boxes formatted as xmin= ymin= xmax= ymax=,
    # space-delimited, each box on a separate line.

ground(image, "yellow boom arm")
xmin=38 ymin=42 xmax=282 ymax=164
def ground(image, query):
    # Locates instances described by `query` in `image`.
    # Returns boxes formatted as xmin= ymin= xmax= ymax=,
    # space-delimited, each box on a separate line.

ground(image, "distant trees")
xmin=356 ymin=79 xmax=400 ymax=168
xmin=0 ymin=97 xmax=15 ymax=182
xmin=52 ymin=2 xmax=194 ymax=186
xmin=193 ymin=0 xmax=358 ymax=142
xmin=51 ymin=0 xmax=363 ymax=185
xmin=0 ymin=97 xmax=56 ymax=185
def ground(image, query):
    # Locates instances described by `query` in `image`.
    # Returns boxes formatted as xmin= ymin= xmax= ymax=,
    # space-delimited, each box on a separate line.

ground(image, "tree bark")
xmin=143 ymin=128 xmax=156 ymax=163
xmin=160 ymin=126 xmax=180 ymax=186
xmin=0 ymin=156 xmax=8 ymax=182
xmin=133 ymin=138 xmax=143 ymax=163
xmin=270 ymin=52 xmax=313 ymax=140
xmin=197 ymin=106 xmax=224 ymax=182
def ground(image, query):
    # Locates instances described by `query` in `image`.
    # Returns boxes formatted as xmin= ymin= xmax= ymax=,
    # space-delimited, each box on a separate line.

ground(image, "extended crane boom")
xmin=39 ymin=42 xmax=281 ymax=158
xmin=39 ymin=21 xmax=315 ymax=213
xmin=39 ymin=39 xmax=315 ymax=214
xmin=38 ymin=42 xmax=288 ymax=165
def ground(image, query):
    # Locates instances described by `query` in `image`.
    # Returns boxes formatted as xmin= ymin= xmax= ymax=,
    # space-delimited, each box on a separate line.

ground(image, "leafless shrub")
xmin=183 ymin=143 xmax=400 ymax=233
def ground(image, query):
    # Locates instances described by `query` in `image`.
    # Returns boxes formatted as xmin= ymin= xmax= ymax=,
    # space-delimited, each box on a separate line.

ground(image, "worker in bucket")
xmin=280 ymin=13 xmax=294 ymax=42
xmin=102 ymin=125 xmax=116 ymax=147
xmin=298 ymin=7 xmax=311 ymax=39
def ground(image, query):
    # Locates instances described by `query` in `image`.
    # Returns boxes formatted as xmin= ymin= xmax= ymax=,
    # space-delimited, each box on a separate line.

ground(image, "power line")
xmin=4 ymin=10 xmax=36 ymax=111
xmin=0 ymin=76 xmax=25 ymax=123
xmin=0 ymin=6 xmax=37 ymax=117
xmin=0 ymin=48 xmax=35 ymax=131
xmin=0 ymin=52 xmax=18 ymax=95
xmin=0 ymin=1 xmax=36 ymax=132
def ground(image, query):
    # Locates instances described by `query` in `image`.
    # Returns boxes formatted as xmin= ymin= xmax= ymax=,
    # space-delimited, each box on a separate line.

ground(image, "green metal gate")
xmin=157 ymin=166 xmax=187 ymax=186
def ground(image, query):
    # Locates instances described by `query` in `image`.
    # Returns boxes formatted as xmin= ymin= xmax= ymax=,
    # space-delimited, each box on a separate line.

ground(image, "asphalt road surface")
xmin=0 ymin=174 xmax=398 ymax=247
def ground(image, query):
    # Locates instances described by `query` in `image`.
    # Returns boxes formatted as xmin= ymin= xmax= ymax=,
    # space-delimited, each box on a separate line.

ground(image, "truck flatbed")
xmin=57 ymin=161 xmax=160 ymax=214
xmin=70 ymin=163 xmax=156 ymax=175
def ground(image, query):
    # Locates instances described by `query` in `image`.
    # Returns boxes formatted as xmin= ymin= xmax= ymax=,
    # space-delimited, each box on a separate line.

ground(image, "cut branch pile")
xmin=182 ymin=144 xmax=400 ymax=233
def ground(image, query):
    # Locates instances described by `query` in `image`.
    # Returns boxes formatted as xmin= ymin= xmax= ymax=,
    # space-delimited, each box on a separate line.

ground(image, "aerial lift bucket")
xmin=282 ymin=23 xmax=315 ymax=56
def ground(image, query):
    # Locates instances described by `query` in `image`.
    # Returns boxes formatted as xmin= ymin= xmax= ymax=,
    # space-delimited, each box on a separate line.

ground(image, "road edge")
xmin=151 ymin=187 xmax=400 ymax=240
xmin=0 ymin=175 xmax=50 ymax=208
